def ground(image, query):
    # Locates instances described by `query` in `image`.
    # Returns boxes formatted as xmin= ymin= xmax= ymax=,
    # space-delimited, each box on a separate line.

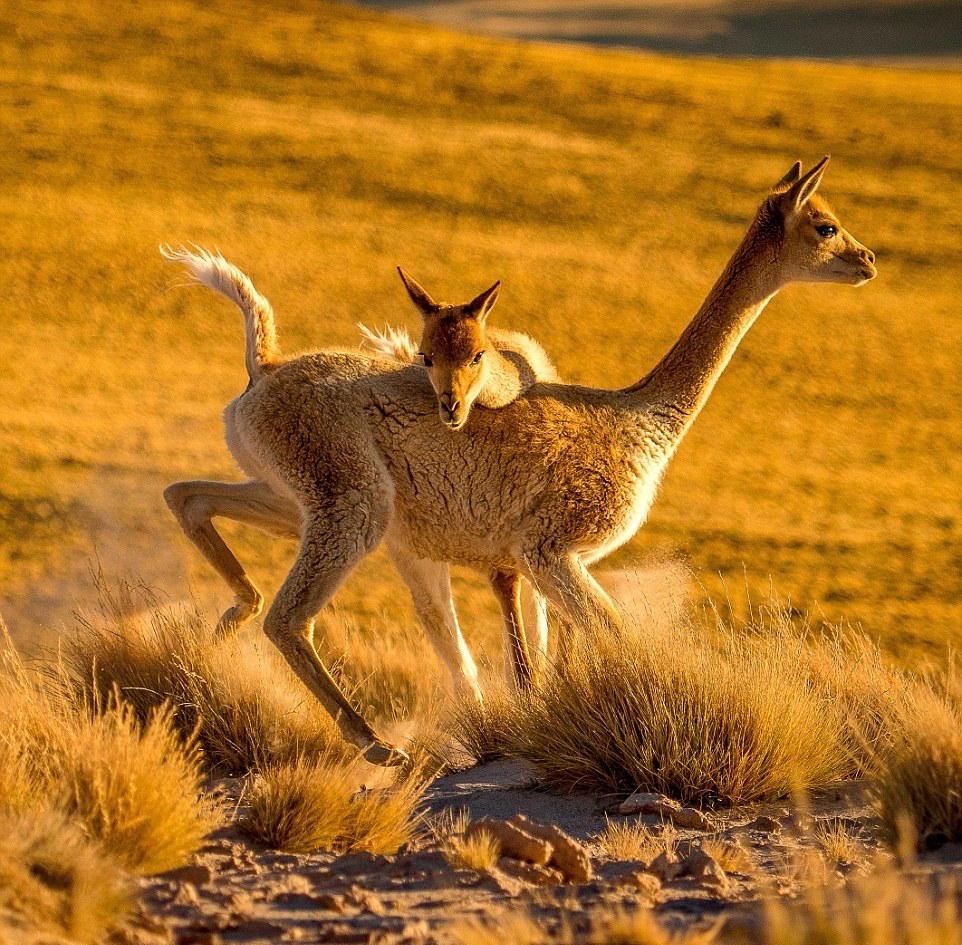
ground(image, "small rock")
xmin=618 ymin=792 xmax=677 ymax=815
xmin=171 ymin=883 xmax=201 ymax=907
xmin=464 ymin=818 xmax=553 ymax=866
xmin=312 ymin=893 xmax=346 ymax=913
xmin=496 ymin=857 xmax=565 ymax=886
xmin=509 ymin=815 xmax=593 ymax=882
xmin=648 ymin=851 xmax=683 ymax=882
xmin=748 ymin=815 xmax=782 ymax=834
xmin=601 ymin=864 xmax=662 ymax=896
xmin=157 ymin=864 xmax=213 ymax=886
xmin=617 ymin=792 xmax=711 ymax=830
xmin=176 ymin=933 xmax=219 ymax=945
xmin=679 ymin=849 xmax=729 ymax=891
xmin=345 ymin=887 xmax=384 ymax=915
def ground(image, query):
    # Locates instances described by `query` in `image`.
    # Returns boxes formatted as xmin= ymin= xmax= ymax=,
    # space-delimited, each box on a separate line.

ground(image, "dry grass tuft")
xmin=445 ymin=828 xmax=502 ymax=872
xmin=0 ymin=808 xmax=129 ymax=944
xmin=508 ymin=613 xmax=850 ymax=804
xmin=869 ymin=681 xmax=962 ymax=851
xmin=761 ymin=867 xmax=962 ymax=945
xmin=599 ymin=909 xmax=719 ymax=945
xmin=60 ymin=590 xmax=347 ymax=774
xmin=451 ymin=907 xmax=718 ymax=944
xmin=0 ymin=639 xmax=222 ymax=875
xmin=51 ymin=701 xmax=223 ymax=874
xmin=700 ymin=837 xmax=756 ymax=875
xmin=452 ymin=690 xmax=519 ymax=765
xmin=242 ymin=756 xmax=425 ymax=855
xmin=594 ymin=818 xmax=676 ymax=864
xmin=813 ymin=819 xmax=865 ymax=866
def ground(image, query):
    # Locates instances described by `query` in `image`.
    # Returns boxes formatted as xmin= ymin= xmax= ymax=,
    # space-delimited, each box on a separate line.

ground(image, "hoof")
xmin=361 ymin=740 xmax=409 ymax=767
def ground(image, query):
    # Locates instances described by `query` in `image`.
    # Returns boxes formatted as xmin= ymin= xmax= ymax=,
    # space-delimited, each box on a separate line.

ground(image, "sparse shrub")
xmin=60 ymin=596 xmax=347 ymax=773
xmin=869 ymin=682 xmax=962 ymax=851
xmin=593 ymin=818 xmax=676 ymax=864
xmin=0 ymin=807 xmax=129 ymax=944
xmin=507 ymin=615 xmax=849 ymax=804
xmin=813 ymin=819 xmax=865 ymax=866
xmin=452 ymin=689 xmax=519 ymax=764
xmin=49 ymin=701 xmax=223 ymax=873
xmin=760 ymin=867 xmax=962 ymax=945
xmin=0 ymin=642 xmax=222 ymax=874
xmin=445 ymin=828 xmax=501 ymax=872
xmin=242 ymin=755 xmax=425 ymax=855
xmin=700 ymin=837 xmax=756 ymax=875
xmin=317 ymin=610 xmax=444 ymax=721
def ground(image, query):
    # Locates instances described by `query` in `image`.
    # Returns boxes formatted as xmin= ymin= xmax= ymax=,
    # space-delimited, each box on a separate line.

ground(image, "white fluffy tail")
xmin=161 ymin=245 xmax=280 ymax=381
xmin=358 ymin=323 xmax=420 ymax=364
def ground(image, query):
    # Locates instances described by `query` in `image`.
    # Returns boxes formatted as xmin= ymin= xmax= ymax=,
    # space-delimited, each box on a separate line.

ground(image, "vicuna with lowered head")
xmin=162 ymin=158 xmax=876 ymax=765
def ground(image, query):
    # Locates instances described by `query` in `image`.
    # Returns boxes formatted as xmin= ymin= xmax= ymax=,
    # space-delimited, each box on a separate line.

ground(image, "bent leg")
xmin=264 ymin=506 xmax=405 ymax=767
xmin=164 ymin=479 xmax=302 ymax=633
xmin=387 ymin=541 xmax=482 ymax=701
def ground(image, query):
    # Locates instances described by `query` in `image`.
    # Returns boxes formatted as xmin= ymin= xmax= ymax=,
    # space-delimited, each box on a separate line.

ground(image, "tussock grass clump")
xmin=0 ymin=642 xmax=222 ymax=874
xmin=452 ymin=690 xmax=520 ymax=765
xmin=0 ymin=808 xmax=129 ymax=945
xmin=60 ymin=592 xmax=347 ymax=773
xmin=870 ymin=683 xmax=962 ymax=851
xmin=508 ymin=615 xmax=850 ymax=804
xmin=452 ymin=908 xmax=718 ymax=944
xmin=762 ymin=868 xmax=962 ymax=945
xmin=445 ymin=828 xmax=502 ymax=872
xmin=594 ymin=819 xmax=676 ymax=864
xmin=51 ymin=702 xmax=222 ymax=874
xmin=242 ymin=756 xmax=425 ymax=855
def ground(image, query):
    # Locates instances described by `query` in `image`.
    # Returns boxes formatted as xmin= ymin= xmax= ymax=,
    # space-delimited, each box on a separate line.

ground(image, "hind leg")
xmin=520 ymin=582 xmax=549 ymax=673
xmin=387 ymin=541 xmax=482 ymax=701
xmin=489 ymin=570 xmax=534 ymax=690
xmin=164 ymin=479 xmax=302 ymax=634
xmin=264 ymin=497 xmax=406 ymax=766
xmin=522 ymin=550 xmax=621 ymax=662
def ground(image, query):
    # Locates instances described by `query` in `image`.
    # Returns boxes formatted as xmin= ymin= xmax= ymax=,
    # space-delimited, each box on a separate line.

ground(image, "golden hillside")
xmin=2 ymin=0 xmax=960 ymax=659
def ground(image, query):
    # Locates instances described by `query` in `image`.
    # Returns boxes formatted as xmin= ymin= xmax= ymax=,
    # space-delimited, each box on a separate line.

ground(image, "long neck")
xmin=626 ymin=222 xmax=782 ymax=436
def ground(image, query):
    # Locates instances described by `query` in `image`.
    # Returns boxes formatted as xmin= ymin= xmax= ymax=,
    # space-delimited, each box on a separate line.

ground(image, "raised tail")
xmin=161 ymin=245 xmax=280 ymax=382
xmin=357 ymin=323 xmax=420 ymax=364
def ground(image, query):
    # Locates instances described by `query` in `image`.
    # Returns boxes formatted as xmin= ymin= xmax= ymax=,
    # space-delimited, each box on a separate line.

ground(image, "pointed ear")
xmin=397 ymin=268 xmax=438 ymax=317
xmin=781 ymin=156 xmax=830 ymax=212
xmin=465 ymin=281 xmax=501 ymax=324
xmin=774 ymin=161 xmax=802 ymax=190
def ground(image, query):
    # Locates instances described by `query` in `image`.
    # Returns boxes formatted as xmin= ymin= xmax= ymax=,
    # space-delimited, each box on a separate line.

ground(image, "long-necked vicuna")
xmin=162 ymin=158 xmax=876 ymax=765
xmin=360 ymin=268 xmax=561 ymax=684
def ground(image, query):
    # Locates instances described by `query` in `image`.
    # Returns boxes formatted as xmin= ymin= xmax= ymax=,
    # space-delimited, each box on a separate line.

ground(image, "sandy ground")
xmin=125 ymin=757 xmax=943 ymax=945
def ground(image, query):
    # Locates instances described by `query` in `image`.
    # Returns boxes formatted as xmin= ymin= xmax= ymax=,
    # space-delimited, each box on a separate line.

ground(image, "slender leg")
xmin=164 ymin=479 xmax=302 ymax=633
xmin=489 ymin=570 xmax=533 ymax=690
xmin=263 ymin=508 xmax=406 ymax=767
xmin=523 ymin=551 xmax=622 ymax=660
xmin=386 ymin=541 xmax=482 ymax=701
xmin=520 ymin=582 xmax=549 ymax=672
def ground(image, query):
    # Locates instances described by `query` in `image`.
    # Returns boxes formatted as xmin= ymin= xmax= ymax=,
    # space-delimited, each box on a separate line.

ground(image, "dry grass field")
xmin=2 ymin=0 xmax=960 ymax=664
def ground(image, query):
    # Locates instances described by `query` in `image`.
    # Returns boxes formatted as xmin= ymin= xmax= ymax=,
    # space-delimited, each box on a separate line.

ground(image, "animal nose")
xmin=861 ymin=248 xmax=875 ymax=264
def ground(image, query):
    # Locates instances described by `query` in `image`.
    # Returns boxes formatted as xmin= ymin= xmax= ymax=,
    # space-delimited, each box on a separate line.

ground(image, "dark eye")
xmin=420 ymin=354 xmax=433 ymax=367
xmin=472 ymin=350 xmax=485 ymax=364
xmin=816 ymin=225 xmax=837 ymax=238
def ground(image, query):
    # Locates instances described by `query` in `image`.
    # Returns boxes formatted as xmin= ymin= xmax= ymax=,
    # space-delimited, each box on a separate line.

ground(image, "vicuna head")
xmin=763 ymin=156 xmax=877 ymax=287
xmin=397 ymin=269 xmax=501 ymax=430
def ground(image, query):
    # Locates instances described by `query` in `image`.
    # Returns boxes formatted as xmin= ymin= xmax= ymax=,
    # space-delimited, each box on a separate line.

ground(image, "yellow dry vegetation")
xmin=0 ymin=0 xmax=960 ymax=665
